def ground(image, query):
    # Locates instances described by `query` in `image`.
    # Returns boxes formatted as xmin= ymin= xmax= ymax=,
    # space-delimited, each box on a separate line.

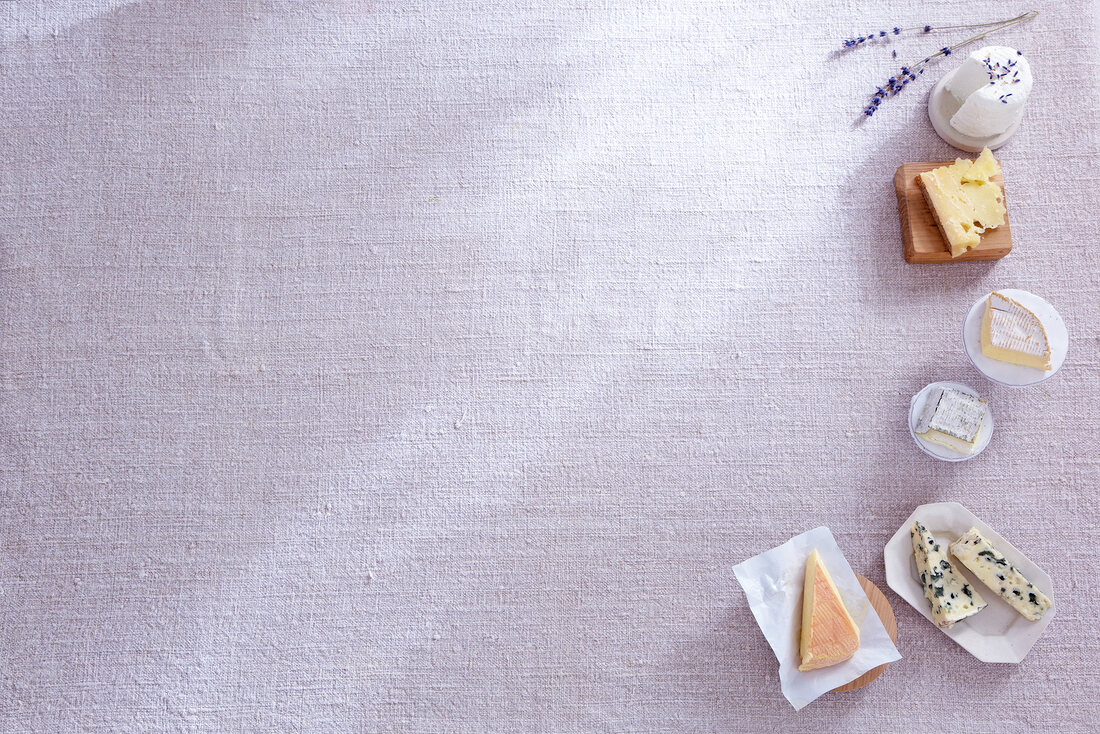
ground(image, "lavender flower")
xmin=841 ymin=24 xmax=907 ymax=48
xmin=844 ymin=11 xmax=1037 ymax=52
xmin=857 ymin=10 xmax=1037 ymax=119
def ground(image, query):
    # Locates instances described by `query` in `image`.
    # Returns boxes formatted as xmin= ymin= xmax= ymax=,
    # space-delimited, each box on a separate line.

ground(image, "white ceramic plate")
xmin=928 ymin=67 xmax=1021 ymax=153
xmin=884 ymin=502 xmax=1055 ymax=663
xmin=962 ymin=289 xmax=1068 ymax=387
xmin=908 ymin=382 xmax=993 ymax=462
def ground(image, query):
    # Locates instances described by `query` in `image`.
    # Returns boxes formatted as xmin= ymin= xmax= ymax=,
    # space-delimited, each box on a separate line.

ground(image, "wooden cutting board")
xmin=895 ymin=161 xmax=1012 ymax=263
xmin=832 ymin=574 xmax=898 ymax=693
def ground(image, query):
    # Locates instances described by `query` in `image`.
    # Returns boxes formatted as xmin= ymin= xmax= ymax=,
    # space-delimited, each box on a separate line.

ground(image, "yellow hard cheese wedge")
xmin=918 ymin=147 xmax=1006 ymax=257
xmin=798 ymin=549 xmax=860 ymax=672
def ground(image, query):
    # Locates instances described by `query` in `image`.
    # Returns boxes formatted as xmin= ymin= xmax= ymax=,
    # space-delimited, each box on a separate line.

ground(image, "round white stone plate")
xmin=884 ymin=501 xmax=1055 ymax=663
xmin=962 ymin=289 xmax=1068 ymax=387
xmin=908 ymin=381 xmax=993 ymax=462
xmin=928 ymin=68 xmax=1021 ymax=153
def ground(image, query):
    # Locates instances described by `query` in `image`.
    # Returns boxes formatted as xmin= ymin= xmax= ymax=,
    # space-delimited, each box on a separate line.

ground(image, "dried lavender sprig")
xmin=915 ymin=10 xmax=1037 ymax=33
xmin=843 ymin=10 xmax=1038 ymax=49
xmin=862 ymin=10 xmax=1038 ymax=117
xmin=843 ymin=28 xmax=902 ymax=49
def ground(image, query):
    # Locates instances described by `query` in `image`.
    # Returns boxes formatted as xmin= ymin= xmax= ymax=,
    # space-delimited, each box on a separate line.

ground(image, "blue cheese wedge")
xmin=914 ymin=387 xmax=986 ymax=454
xmin=949 ymin=528 xmax=1052 ymax=622
xmin=911 ymin=521 xmax=987 ymax=627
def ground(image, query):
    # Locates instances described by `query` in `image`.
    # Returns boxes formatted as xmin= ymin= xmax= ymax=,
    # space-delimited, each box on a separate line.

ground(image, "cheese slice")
xmin=949 ymin=528 xmax=1052 ymax=622
xmin=914 ymin=387 xmax=986 ymax=454
xmin=964 ymin=146 xmax=1001 ymax=181
xmin=981 ymin=291 xmax=1052 ymax=370
xmin=918 ymin=148 xmax=1006 ymax=257
xmin=911 ymin=521 xmax=987 ymax=627
xmin=798 ymin=549 xmax=860 ymax=671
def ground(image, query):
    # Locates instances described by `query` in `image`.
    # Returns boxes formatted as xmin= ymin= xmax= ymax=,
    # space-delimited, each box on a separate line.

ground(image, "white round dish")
xmin=928 ymin=68 xmax=1021 ymax=153
xmin=962 ymin=289 xmax=1068 ymax=387
xmin=908 ymin=381 xmax=993 ymax=462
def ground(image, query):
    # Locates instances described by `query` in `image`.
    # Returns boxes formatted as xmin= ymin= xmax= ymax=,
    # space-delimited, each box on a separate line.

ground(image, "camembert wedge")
xmin=911 ymin=521 xmax=987 ymax=627
xmin=949 ymin=528 xmax=1052 ymax=622
xmin=981 ymin=291 xmax=1052 ymax=370
xmin=798 ymin=549 xmax=860 ymax=671
xmin=918 ymin=147 xmax=1006 ymax=257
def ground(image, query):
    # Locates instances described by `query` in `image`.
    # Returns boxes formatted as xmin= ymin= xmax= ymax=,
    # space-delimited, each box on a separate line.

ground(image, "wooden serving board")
xmin=832 ymin=574 xmax=898 ymax=693
xmin=895 ymin=161 xmax=1012 ymax=264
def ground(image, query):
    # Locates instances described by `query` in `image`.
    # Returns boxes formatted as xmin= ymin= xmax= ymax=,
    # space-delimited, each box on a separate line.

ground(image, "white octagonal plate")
xmin=884 ymin=502 xmax=1055 ymax=663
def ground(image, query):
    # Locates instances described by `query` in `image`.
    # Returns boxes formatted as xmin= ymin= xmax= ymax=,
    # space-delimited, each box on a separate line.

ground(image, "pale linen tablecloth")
xmin=2 ymin=1 xmax=1099 ymax=731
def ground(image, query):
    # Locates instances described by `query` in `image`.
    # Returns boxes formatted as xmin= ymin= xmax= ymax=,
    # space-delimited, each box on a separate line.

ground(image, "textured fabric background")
xmin=2 ymin=1 xmax=1099 ymax=731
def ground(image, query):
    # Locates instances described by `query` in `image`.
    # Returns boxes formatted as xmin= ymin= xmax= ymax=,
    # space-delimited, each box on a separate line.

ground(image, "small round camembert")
xmin=962 ymin=289 xmax=1068 ymax=387
xmin=908 ymin=382 xmax=993 ymax=462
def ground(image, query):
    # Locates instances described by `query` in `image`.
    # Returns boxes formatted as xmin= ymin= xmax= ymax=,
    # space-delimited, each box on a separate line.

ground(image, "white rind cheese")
xmin=949 ymin=528 xmax=1052 ymax=622
xmin=981 ymin=292 xmax=1052 ymax=370
xmin=911 ymin=521 xmax=987 ymax=627
xmin=914 ymin=387 xmax=986 ymax=454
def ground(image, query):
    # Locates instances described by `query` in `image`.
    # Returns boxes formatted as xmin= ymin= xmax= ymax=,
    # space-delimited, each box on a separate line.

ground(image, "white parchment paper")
xmin=733 ymin=527 xmax=902 ymax=710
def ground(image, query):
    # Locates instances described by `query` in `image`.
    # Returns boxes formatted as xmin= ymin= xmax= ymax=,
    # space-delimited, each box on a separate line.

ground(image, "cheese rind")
xmin=949 ymin=528 xmax=1052 ymax=622
xmin=914 ymin=387 xmax=986 ymax=454
xmin=911 ymin=521 xmax=987 ymax=627
xmin=798 ymin=549 xmax=860 ymax=671
xmin=918 ymin=148 xmax=1006 ymax=257
xmin=980 ymin=291 xmax=1052 ymax=370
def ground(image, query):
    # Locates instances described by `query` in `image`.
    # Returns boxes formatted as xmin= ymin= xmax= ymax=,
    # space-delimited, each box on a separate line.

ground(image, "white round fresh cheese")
xmin=946 ymin=46 xmax=1032 ymax=138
